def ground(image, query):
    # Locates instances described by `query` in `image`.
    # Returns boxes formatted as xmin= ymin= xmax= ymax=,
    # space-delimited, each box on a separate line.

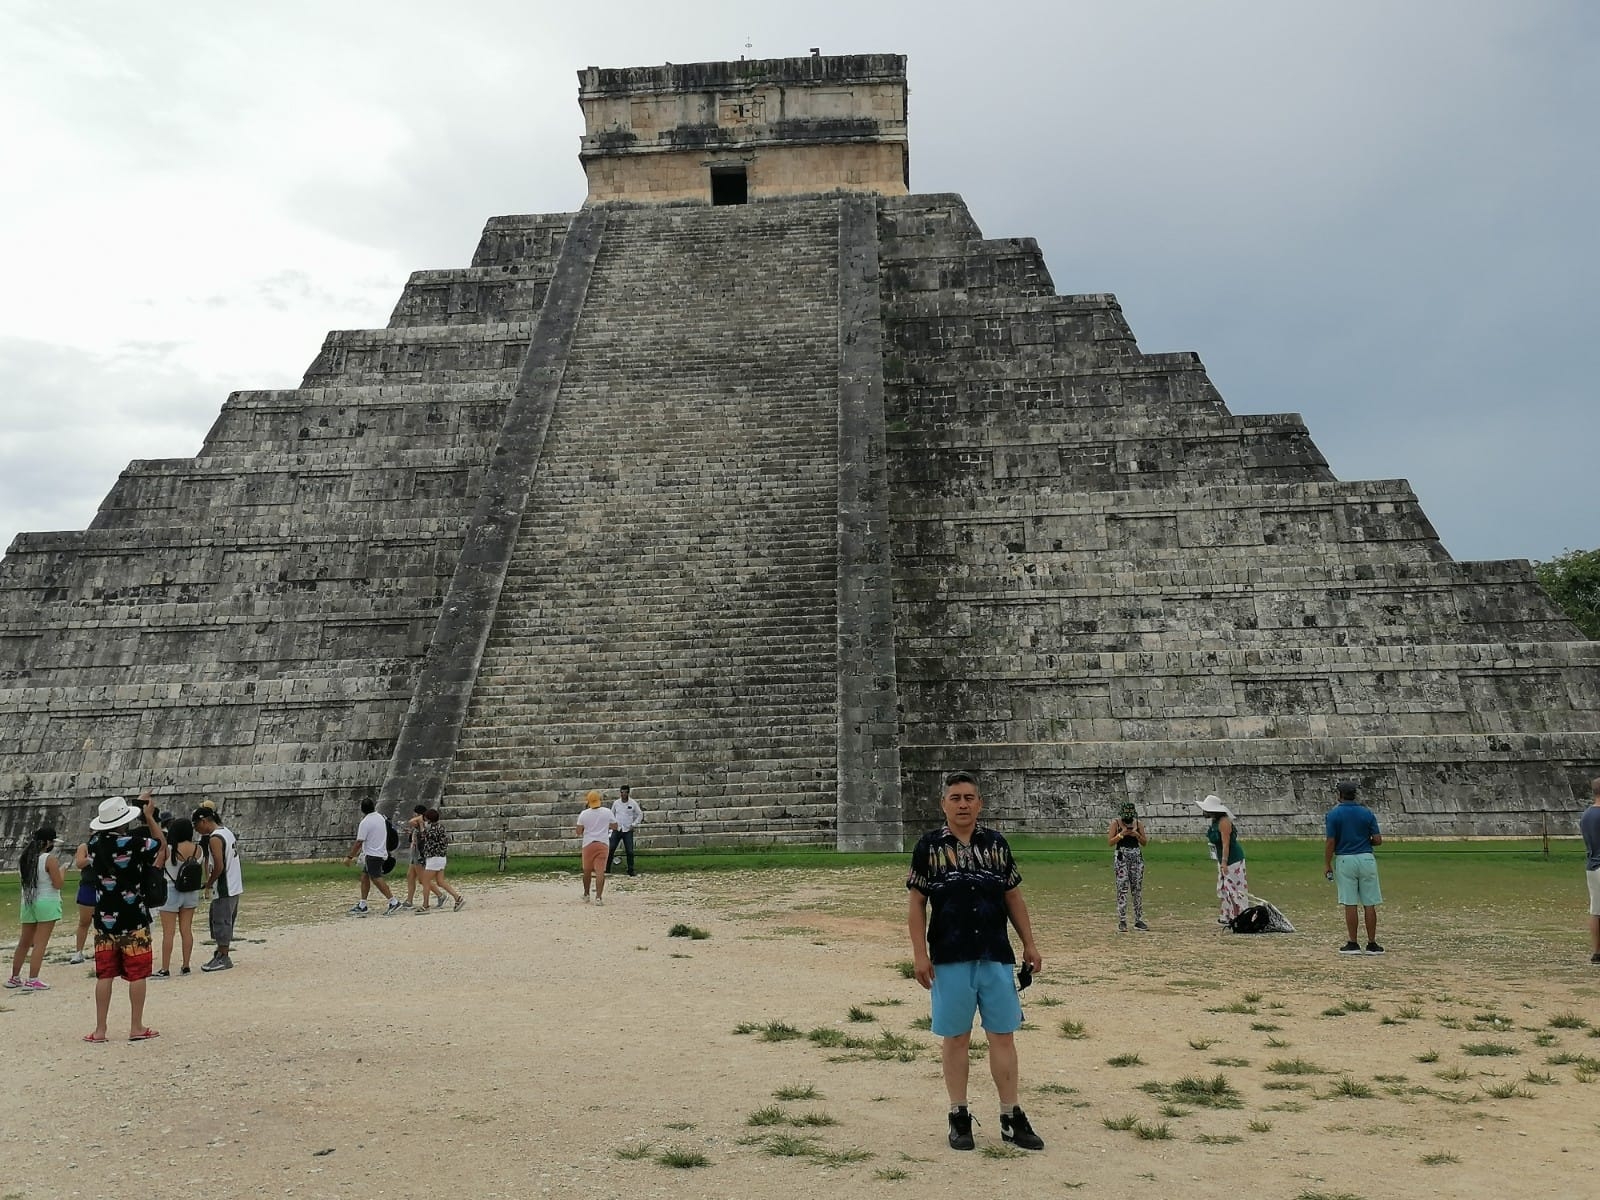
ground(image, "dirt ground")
xmin=4 ymin=867 xmax=1596 ymax=1200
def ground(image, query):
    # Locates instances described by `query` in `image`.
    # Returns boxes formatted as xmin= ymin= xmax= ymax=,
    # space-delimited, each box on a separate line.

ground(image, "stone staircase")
xmin=0 ymin=216 xmax=576 ymax=851
xmin=438 ymin=202 xmax=846 ymax=852
xmin=880 ymin=194 xmax=1600 ymax=836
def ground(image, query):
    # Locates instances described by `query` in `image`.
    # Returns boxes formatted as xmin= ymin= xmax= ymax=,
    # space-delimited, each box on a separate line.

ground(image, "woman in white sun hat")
xmin=1197 ymin=795 xmax=1248 ymax=926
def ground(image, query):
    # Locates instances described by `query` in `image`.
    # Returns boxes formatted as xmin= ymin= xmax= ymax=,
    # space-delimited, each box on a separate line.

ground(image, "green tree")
xmin=1533 ymin=547 xmax=1600 ymax=640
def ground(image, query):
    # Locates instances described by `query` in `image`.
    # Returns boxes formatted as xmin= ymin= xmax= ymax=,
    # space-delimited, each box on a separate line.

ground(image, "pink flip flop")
xmin=129 ymin=1028 xmax=160 ymax=1042
xmin=82 ymin=1032 xmax=108 ymax=1043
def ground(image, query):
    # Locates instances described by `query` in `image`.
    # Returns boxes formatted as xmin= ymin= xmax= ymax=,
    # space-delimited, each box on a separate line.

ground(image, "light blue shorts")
xmin=1334 ymin=853 xmax=1382 ymax=907
xmin=929 ymin=959 xmax=1023 ymax=1037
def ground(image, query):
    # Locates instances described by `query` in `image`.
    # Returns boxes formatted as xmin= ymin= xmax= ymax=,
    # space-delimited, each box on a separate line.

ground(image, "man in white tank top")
xmin=194 ymin=808 xmax=244 ymax=972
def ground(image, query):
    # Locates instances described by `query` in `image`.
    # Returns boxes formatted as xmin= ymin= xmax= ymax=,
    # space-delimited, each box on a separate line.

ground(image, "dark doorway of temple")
xmin=710 ymin=166 xmax=748 ymax=205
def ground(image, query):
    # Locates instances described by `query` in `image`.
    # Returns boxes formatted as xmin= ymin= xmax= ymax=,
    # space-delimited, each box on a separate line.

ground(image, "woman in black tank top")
xmin=1106 ymin=802 xmax=1149 ymax=932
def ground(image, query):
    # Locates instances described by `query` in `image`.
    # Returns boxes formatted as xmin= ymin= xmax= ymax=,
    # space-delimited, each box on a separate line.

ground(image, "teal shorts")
xmin=929 ymin=959 xmax=1023 ymax=1037
xmin=20 ymin=896 xmax=63 ymax=924
xmin=1333 ymin=854 xmax=1382 ymax=907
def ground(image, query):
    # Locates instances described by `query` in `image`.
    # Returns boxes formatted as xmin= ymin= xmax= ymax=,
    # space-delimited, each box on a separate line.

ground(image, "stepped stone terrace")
xmin=2 ymin=54 xmax=1595 ymax=857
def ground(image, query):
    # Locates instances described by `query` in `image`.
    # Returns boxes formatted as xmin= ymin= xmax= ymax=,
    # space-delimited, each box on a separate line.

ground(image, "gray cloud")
xmin=1 ymin=0 xmax=1594 ymax=563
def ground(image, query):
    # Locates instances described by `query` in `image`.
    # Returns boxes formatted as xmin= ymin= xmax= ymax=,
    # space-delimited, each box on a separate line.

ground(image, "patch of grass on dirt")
xmin=667 ymin=924 xmax=709 ymax=940
xmin=1267 ymin=1058 xmax=1329 ymax=1076
xmin=1058 ymin=1019 xmax=1088 ymax=1040
xmin=1107 ymin=1053 xmax=1143 ymax=1067
xmin=1140 ymin=1074 xmax=1242 ymax=1109
xmin=655 ymin=1147 xmax=709 ymax=1169
xmin=1481 ymin=1080 xmax=1532 ymax=1099
xmin=980 ymin=1144 xmax=1027 ymax=1159
xmin=1462 ymin=1042 xmax=1519 ymax=1057
xmin=1325 ymin=1078 xmax=1375 ymax=1099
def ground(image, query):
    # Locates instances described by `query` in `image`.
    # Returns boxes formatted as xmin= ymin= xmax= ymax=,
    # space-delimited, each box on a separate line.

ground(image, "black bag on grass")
xmin=1230 ymin=905 xmax=1271 ymax=934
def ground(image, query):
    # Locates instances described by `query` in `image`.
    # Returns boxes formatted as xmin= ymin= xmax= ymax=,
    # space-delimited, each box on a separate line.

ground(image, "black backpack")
xmin=1230 ymin=905 xmax=1271 ymax=934
xmin=174 ymin=846 xmax=205 ymax=892
xmin=385 ymin=818 xmax=401 ymax=853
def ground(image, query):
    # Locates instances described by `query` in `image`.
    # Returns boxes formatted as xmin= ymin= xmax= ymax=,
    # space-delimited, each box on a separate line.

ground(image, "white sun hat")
xmin=89 ymin=795 xmax=141 ymax=831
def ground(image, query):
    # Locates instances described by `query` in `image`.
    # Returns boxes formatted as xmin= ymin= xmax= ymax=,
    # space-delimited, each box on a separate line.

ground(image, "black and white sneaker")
xmin=201 ymin=956 xmax=232 ymax=972
xmin=1000 ymin=1107 xmax=1045 ymax=1151
xmin=947 ymin=1106 xmax=975 ymax=1151
xmin=1134 ymin=921 xmax=1150 ymax=931
xmin=1365 ymin=942 xmax=1385 ymax=955
xmin=348 ymin=903 xmax=369 ymax=917
xmin=1338 ymin=941 xmax=1362 ymax=955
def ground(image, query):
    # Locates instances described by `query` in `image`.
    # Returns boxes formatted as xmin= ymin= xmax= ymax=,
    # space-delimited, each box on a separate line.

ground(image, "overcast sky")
xmin=1 ymin=0 xmax=1594 ymax=565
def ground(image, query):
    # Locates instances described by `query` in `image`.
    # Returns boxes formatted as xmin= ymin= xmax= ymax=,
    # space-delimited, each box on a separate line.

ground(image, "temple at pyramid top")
xmin=577 ymin=53 xmax=909 ymax=204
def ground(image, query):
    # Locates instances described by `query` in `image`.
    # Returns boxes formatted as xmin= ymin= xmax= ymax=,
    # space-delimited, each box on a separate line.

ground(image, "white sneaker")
xmin=594 ymin=897 xmax=604 ymax=907
xmin=68 ymin=951 xmax=86 ymax=965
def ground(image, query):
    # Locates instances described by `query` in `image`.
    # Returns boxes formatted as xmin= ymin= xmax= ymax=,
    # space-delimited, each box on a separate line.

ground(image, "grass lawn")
xmin=5 ymin=837 xmax=1591 ymax=976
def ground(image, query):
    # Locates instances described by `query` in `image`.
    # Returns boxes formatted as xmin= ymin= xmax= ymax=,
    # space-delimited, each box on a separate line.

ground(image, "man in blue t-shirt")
xmin=1323 ymin=779 xmax=1385 ymax=955
xmin=1580 ymin=777 xmax=1600 ymax=966
xmin=908 ymin=771 xmax=1044 ymax=1153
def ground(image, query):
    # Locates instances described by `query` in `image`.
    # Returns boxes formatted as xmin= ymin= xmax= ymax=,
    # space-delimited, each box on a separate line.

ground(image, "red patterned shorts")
xmin=94 ymin=926 xmax=153 ymax=981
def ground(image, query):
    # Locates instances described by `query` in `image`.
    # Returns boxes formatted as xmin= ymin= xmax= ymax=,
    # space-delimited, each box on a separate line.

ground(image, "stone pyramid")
xmin=2 ymin=54 xmax=1595 ymax=857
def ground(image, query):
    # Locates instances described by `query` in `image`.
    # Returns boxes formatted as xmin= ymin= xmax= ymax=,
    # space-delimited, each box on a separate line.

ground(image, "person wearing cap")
xmin=606 ymin=785 xmax=643 ymax=877
xmin=73 ymin=790 xmax=166 ymax=1042
xmin=342 ymin=798 xmax=401 ymax=916
xmin=575 ymin=790 xmax=615 ymax=905
xmin=1106 ymin=802 xmax=1150 ymax=932
xmin=907 ymin=771 xmax=1045 ymax=1153
xmin=193 ymin=807 xmax=244 ymax=970
xmin=1324 ymin=780 xmax=1385 ymax=954
xmin=1196 ymin=795 xmax=1247 ymax=926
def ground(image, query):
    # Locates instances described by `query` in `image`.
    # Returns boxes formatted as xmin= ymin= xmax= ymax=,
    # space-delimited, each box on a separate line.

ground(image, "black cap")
xmin=1336 ymin=780 xmax=1360 ymax=798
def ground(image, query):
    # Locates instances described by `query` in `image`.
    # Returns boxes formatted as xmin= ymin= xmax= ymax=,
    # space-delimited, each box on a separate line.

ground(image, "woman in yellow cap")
xmin=575 ymin=790 xmax=615 ymax=905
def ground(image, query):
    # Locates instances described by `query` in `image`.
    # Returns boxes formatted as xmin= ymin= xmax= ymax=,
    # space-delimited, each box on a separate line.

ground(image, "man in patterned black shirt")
xmin=908 ymin=771 xmax=1045 ymax=1152
xmin=74 ymin=791 xmax=166 ymax=1043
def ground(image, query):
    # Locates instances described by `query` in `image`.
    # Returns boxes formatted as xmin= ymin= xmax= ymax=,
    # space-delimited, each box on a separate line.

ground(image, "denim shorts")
xmin=161 ymin=884 xmax=200 ymax=913
xmin=929 ymin=959 xmax=1023 ymax=1037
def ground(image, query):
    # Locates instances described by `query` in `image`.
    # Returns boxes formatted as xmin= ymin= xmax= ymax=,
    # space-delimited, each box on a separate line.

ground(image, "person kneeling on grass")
xmin=907 ymin=771 xmax=1044 ymax=1153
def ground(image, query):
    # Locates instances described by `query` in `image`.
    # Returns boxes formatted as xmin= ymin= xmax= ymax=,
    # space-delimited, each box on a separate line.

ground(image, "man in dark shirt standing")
xmin=908 ymin=771 xmax=1044 ymax=1153
xmin=1581 ymin=777 xmax=1600 ymax=966
xmin=74 ymin=791 xmax=165 ymax=1042
xmin=1324 ymin=779 xmax=1385 ymax=955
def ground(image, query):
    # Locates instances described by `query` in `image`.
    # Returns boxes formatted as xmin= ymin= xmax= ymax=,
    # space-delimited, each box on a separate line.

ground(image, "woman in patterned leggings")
xmin=1107 ymin=802 xmax=1149 ymax=932
xmin=1197 ymin=794 xmax=1248 ymax=925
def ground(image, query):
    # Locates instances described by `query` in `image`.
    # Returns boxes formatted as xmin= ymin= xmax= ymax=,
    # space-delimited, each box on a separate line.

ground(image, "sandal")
xmin=129 ymin=1028 xmax=160 ymax=1042
xmin=82 ymin=1032 xmax=108 ymax=1043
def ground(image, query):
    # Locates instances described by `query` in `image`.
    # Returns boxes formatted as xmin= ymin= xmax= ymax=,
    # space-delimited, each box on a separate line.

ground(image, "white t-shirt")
xmin=576 ymin=807 xmax=614 ymax=846
xmin=357 ymin=812 xmax=389 ymax=858
xmin=612 ymin=798 xmax=643 ymax=832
